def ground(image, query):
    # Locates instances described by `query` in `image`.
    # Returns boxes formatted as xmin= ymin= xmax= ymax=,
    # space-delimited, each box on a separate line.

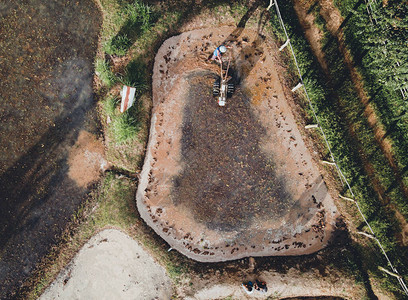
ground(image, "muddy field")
xmin=0 ymin=1 xmax=102 ymax=297
xmin=137 ymin=26 xmax=340 ymax=262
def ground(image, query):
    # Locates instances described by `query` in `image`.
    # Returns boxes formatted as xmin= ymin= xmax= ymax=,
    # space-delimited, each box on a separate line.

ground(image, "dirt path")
xmin=41 ymin=229 xmax=370 ymax=300
xmin=183 ymin=267 xmax=365 ymax=300
xmin=40 ymin=229 xmax=173 ymax=300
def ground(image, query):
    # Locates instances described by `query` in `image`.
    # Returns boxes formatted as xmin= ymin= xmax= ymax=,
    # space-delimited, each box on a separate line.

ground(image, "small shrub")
xmin=166 ymin=263 xmax=185 ymax=282
xmin=120 ymin=58 xmax=148 ymax=91
xmin=122 ymin=1 xmax=152 ymax=33
xmin=103 ymin=1 xmax=153 ymax=57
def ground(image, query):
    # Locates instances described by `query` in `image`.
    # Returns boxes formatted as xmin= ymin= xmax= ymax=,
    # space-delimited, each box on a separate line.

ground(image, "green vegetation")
xmin=102 ymin=94 xmax=142 ymax=145
xmin=120 ymin=58 xmax=148 ymax=89
xmin=95 ymin=57 xmax=117 ymax=87
xmin=111 ymin=109 xmax=141 ymax=144
xmin=23 ymin=0 xmax=391 ymax=298
xmin=269 ymin=0 xmax=408 ymax=297
xmin=103 ymin=1 xmax=153 ymax=56
xmin=355 ymin=5 xmax=408 ymax=91
xmin=102 ymin=95 xmax=118 ymax=117
xmin=332 ymin=0 xmax=408 ymax=212
xmin=104 ymin=34 xmax=132 ymax=56
xmin=92 ymin=173 xmax=138 ymax=227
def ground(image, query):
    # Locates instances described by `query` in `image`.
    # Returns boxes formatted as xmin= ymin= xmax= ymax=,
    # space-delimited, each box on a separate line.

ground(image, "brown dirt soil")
xmin=293 ymin=1 xmax=328 ymax=73
xmin=67 ymin=130 xmax=109 ymax=188
xmin=0 ymin=1 xmax=101 ymax=297
xmin=393 ymin=206 xmax=408 ymax=246
xmin=136 ymin=26 xmax=340 ymax=262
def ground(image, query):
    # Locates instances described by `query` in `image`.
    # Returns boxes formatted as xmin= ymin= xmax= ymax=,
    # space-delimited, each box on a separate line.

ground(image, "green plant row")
xmin=307 ymin=1 xmax=408 ymax=219
xmin=268 ymin=1 xmax=407 ymax=297
xmin=332 ymin=0 xmax=408 ymax=208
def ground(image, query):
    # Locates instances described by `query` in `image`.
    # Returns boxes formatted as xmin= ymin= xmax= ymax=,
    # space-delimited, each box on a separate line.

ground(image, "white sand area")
xmin=40 ymin=229 xmax=173 ymax=300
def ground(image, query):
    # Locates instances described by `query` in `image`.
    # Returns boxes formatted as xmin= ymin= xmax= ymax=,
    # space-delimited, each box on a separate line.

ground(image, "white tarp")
xmin=120 ymin=85 xmax=136 ymax=113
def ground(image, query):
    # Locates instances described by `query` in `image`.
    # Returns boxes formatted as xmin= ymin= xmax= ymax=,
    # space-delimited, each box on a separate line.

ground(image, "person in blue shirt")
xmin=210 ymin=45 xmax=227 ymax=64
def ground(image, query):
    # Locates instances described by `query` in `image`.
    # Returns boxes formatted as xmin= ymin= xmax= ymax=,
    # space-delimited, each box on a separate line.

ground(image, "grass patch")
xmin=103 ymin=0 xmax=153 ymax=56
xmin=103 ymin=34 xmax=131 ymax=56
xmin=103 ymin=96 xmax=118 ymax=118
xmin=110 ymin=109 xmax=140 ymax=145
xmin=91 ymin=173 xmax=138 ymax=227
xmin=95 ymin=57 xmax=117 ymax=87
xmin=120 ymin=58 xmax=148 ymax=89
xmin=101 ymin=93 xmax=143 ymax=147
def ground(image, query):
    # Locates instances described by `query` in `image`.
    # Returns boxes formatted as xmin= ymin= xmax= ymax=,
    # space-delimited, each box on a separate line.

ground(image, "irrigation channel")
xmin=0 ymin=1 xmax=101 ymax=297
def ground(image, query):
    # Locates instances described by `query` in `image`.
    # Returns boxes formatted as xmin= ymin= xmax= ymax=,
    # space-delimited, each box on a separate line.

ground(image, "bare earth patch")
xmin=40 ymin=229 xmax=172 ymax=300
xmin=136 ymin=26 xmax=340 ymax=262
xmin=68 ymin=130 xmax=109 ymax=188
xmin=183 ymin=267 xmax=362 ymax=300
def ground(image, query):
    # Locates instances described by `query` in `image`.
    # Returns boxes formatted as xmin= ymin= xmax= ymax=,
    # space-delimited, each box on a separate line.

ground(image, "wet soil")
xmin=137 ymin=26 xmax=339 ymax=262
xmin=0 ymin=1 xmax=101 ymax=297
xmin=173 ymin=74 xmax=291 ymax=232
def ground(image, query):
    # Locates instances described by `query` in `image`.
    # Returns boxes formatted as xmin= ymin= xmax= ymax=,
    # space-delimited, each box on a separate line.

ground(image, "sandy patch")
xmin=40 ymin=229 xmax=173 ymax=300
xmin=68 ymin=130 xmax=109 ymax=187
xmin=136 ymin=26 xmax=340 ymax=262
xmin=184 ymin=267 xmax=363 ymax=300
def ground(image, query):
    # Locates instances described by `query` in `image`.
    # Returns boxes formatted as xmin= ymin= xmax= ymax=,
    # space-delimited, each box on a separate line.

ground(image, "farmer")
xmin=210 ymin=45 xmax=229 ymax=64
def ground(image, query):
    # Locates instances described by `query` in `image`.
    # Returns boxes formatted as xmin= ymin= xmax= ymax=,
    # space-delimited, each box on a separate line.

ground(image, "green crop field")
xmin=268 ymin=0 xmax=408 ymax=297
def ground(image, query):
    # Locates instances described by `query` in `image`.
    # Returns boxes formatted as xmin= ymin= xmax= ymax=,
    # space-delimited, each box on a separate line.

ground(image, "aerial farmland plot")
xmin=137 ymin=26 xmax=339 ymax=262
xmin=2 ymin=0 xmax=407 ymax=299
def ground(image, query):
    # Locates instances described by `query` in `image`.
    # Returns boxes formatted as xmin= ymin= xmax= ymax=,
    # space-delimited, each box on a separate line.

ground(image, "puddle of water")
xmin=0 ymin=0 xmax=101 ymax=297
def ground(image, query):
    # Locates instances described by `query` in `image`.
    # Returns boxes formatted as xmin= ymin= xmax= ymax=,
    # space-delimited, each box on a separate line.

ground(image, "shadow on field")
xmin=171 ymin=71 xmax=293 ymax=232
xmin=0 ymin=1 xmax=101 ymax=298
